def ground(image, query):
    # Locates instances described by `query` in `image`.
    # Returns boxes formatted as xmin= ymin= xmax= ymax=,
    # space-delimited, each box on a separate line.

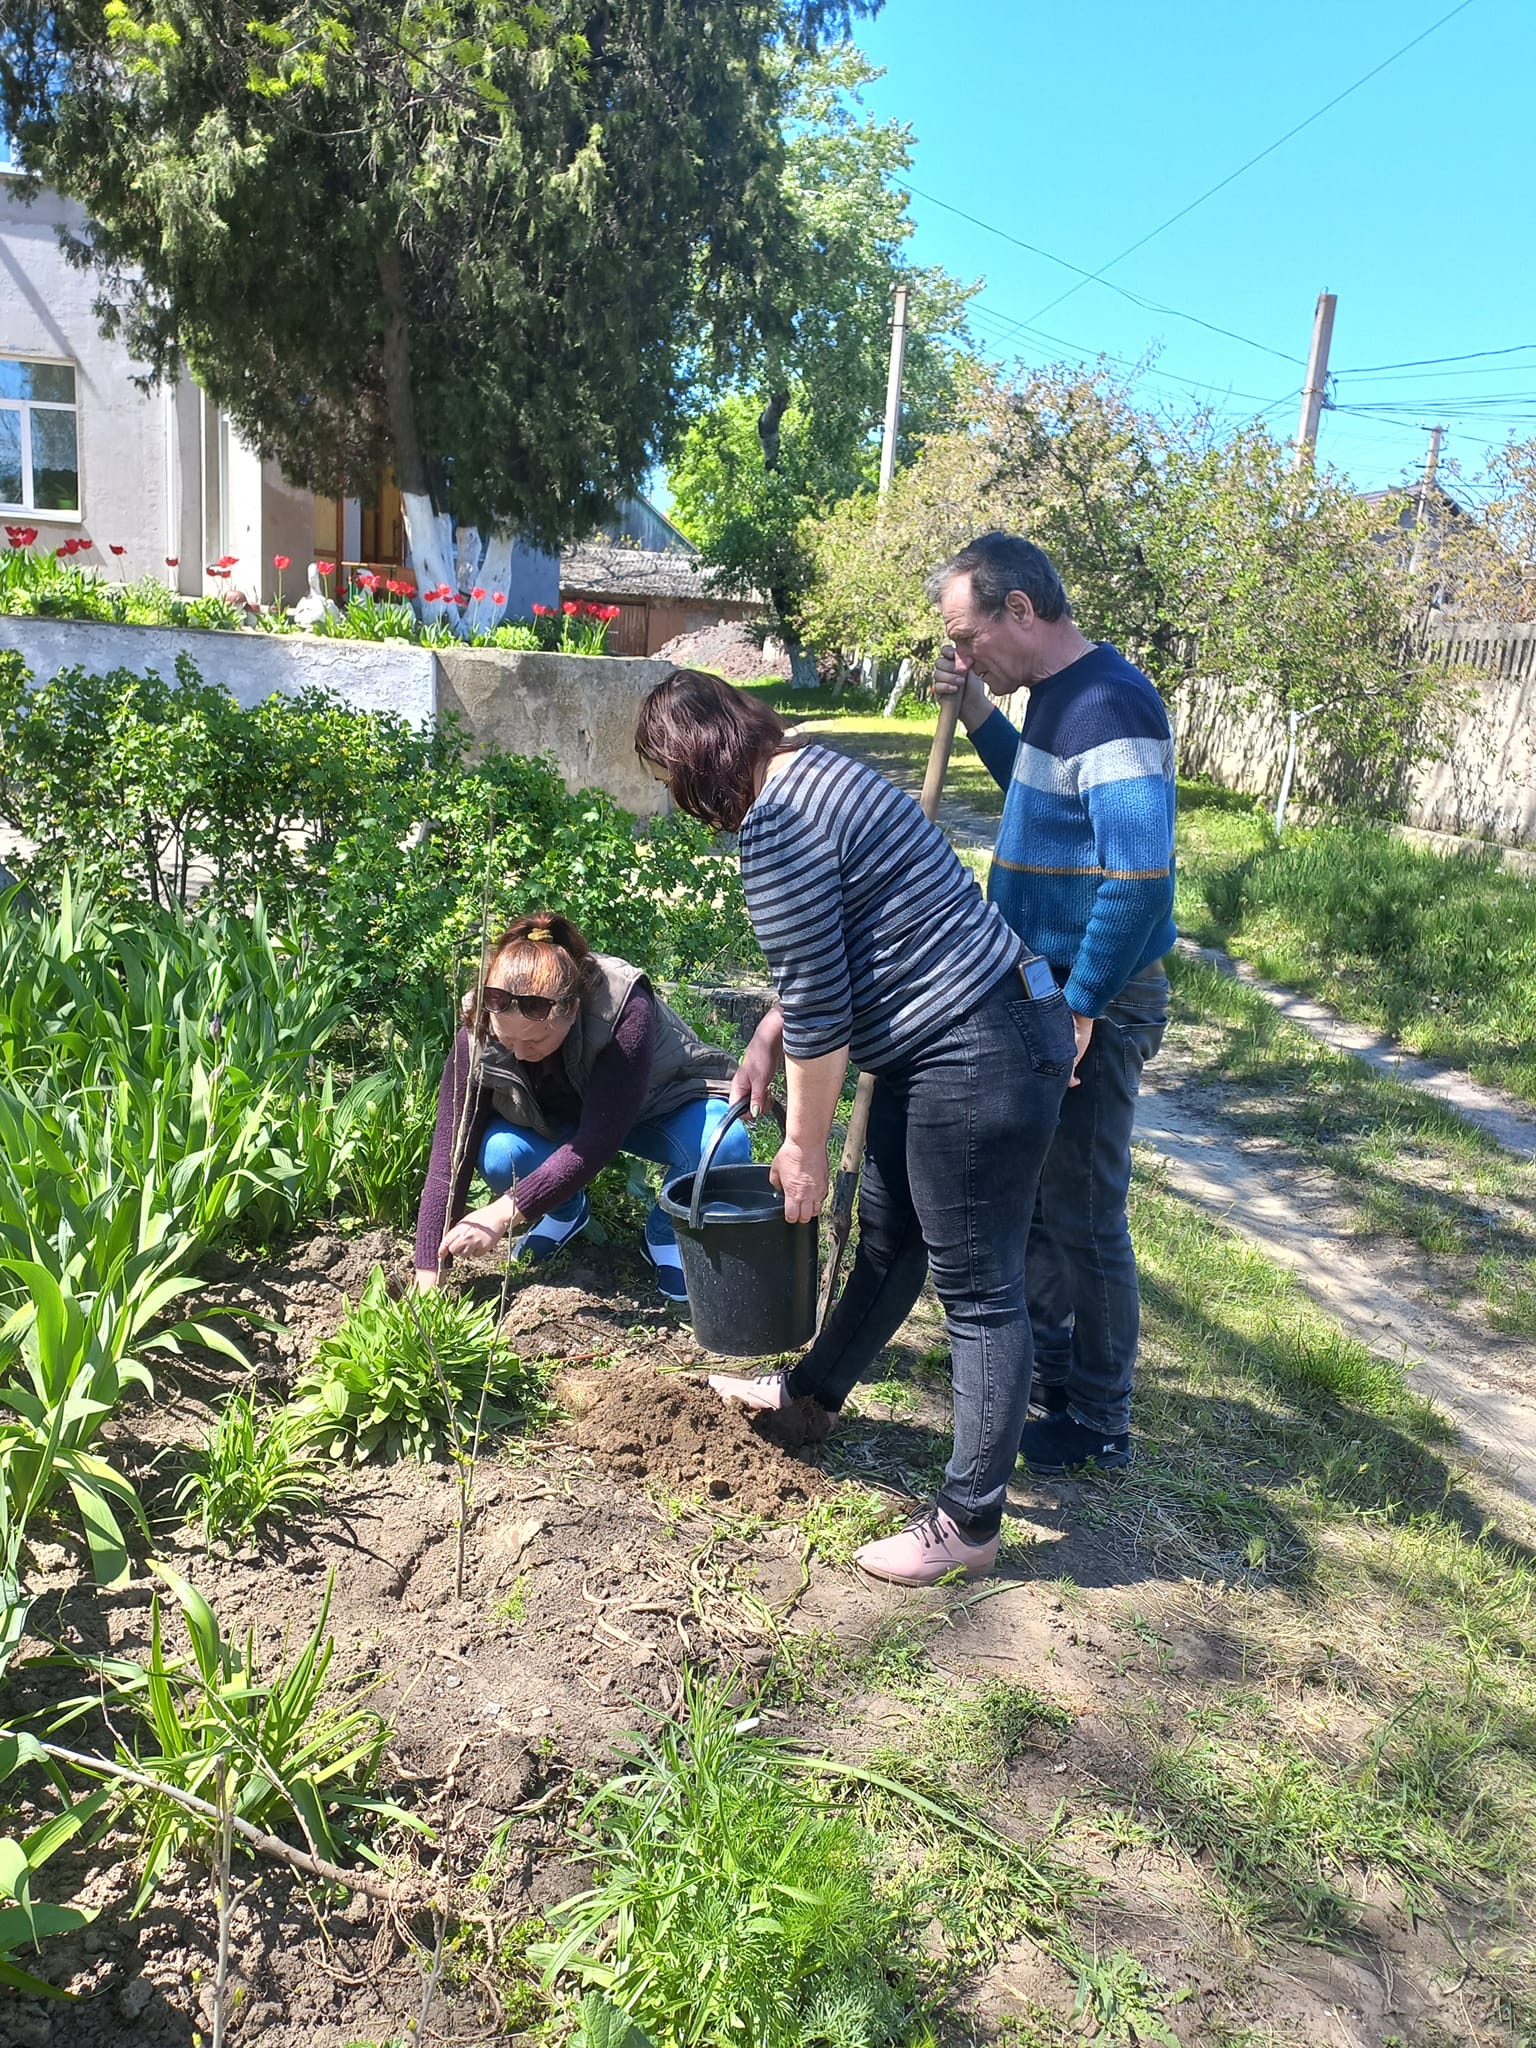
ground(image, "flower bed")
xmin=1 ymin=532 xmax=622 ymax=652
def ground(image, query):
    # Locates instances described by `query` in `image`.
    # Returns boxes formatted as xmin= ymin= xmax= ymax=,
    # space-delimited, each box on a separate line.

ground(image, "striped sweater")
xmin=970 ymin=644 xmax=1176 ymax=1018
xmin=738 ymin=743 xmax=1023 ymax=1070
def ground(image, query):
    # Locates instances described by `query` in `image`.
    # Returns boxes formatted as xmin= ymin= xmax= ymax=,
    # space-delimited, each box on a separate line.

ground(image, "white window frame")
xmin=0 ymin=354 xmax=82 ymax=520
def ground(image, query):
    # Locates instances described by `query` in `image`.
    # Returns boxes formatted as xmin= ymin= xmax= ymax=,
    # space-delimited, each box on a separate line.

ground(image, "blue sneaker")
xmin=642 ymin=1218 xmax=689 ymax=1305
xmin=510 ymin=1193 xmax=589 ymax=1264
xmin=1020 ymin=1411 xmax=1132 ymax=1474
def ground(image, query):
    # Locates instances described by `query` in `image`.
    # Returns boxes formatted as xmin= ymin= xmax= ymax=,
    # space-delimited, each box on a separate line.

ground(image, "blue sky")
xmin=852 ymin=0 xmax=1536 ymax=497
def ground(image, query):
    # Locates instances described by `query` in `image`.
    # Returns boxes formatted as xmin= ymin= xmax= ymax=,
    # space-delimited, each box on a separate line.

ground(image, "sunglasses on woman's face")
xmin=480 ymin=986 xmax=575 ymax=1022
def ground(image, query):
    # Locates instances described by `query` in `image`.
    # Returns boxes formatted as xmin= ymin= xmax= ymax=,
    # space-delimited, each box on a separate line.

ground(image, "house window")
xmin=0 ymin=357 xmax=80 ymax=516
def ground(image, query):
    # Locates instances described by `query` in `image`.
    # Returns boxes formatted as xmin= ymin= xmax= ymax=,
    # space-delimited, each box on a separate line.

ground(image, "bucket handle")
xmin=687 ymin=1097 xmax=754 ymax=1233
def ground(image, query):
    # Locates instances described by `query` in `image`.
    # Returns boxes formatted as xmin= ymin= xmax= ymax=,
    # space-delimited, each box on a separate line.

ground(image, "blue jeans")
xmin=479 ymin=1094 xmax=752 ymax=1251
xmin=1028 ymin=964 xmax=1168 ymax=1437
xmin=787 ymin=972 xmax=1074 ymax=1540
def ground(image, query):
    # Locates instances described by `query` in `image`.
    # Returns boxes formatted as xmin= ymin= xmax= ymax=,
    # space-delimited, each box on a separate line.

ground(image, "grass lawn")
xmin=1167 ymin=952 xmax=1536 ymax=1334
xmin=1177 ymin=783 xmax=1536 ymax=1106
xmin=783 ymin=1157 xmax=1536 ymax=2042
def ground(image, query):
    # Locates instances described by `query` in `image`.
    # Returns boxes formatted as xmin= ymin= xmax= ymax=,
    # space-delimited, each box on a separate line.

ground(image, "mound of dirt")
xmin=655 ymin=620 xmax=789 ymax=681
xmin=560 ymin=1364 xmax=834 ymax=1517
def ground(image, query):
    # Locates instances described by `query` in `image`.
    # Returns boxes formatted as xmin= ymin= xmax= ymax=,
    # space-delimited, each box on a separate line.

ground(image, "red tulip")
xmin=55 ymin=545 xmax=69 ymax=557
xmin=531 ymin=602 xmax=552 ymax=616
xmin=76 ymin=537 xmax=93 ymax=551
xmin=385 ymin=578 xmax=405 ymax=596
xmin=165 ymin=556 xmax=179 ymax=568
xmin=317 ymin=560 xmax=334 ymax=576
xmin=273 ymin=553 xmax=291 ymax=571
xmin=492 ymin=591 xmax=506 ymax=606
xmin=109 ymin=543 xmax=126 ymax=556
xmin=218 ymin=553 xmax=238 ymax=568
xmin=561 ymin=600 xmax=579 ymax=616
xmin=471 ymin=586 xmax=487 ymax=602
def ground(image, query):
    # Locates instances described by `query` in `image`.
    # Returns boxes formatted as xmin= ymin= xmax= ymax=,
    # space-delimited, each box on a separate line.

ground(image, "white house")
xmin=1 ymin=171 xmax=320 ymax=606
xmin=1 ymin=172 xmax=563 ymax=613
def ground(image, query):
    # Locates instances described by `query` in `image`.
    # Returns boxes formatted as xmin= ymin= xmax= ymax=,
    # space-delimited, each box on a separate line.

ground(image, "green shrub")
xmin=0 ymin=659 xmax=760 ymax=1041
xmin=293 ymin=1269 xmax=547 ymax=1462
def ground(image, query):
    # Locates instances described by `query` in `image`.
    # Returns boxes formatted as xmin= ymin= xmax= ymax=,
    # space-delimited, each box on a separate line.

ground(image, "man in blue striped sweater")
xmin=930 ymin=532 xmax=1176 ymax=1473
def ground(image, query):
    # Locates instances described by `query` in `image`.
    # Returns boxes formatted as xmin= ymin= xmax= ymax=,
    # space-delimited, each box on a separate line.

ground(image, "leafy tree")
xmin=0 ymin=0 xmax=877 ymax=619
xmin=803 ymin=365 xmax=1452 ymax=826
xmin=802 ymin=361 xmax=1180 ymax=674
xmin=666 ymin=44 xmax=976 ymax=681
xmin=1429 ymin=436 xmax=1536 ymax=623
xmin=1153 ymin=428 xmax=1449 ymax=829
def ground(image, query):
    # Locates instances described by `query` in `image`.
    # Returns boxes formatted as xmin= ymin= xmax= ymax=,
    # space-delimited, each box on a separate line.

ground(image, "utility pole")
xmin=878 ymin=282 xmax=911 ymax=499
xmin=1292 ymin=290 xmax=1337 ymax=470
xmin=1408 ymin=424 xmax=1445 ymax=582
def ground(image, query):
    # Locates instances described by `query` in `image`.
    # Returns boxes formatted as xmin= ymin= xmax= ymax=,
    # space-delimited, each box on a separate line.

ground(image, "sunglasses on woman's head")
xmin=480 ymin=986 xmax=575 ymax=1022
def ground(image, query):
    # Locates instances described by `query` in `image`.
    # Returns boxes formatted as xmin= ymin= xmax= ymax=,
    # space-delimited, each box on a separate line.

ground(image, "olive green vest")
xmin=475 ymin=954 xmax=736 ymax=1141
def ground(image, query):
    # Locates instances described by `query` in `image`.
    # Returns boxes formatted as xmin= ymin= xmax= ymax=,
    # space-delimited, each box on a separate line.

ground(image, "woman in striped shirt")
xmin=635 ymin=669 xmax=1076 ymax=1585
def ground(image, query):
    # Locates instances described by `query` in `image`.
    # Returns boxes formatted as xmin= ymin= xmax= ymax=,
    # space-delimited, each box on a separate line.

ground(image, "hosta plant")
xmin=292 ymin=1268 xmax=547 ymax=1463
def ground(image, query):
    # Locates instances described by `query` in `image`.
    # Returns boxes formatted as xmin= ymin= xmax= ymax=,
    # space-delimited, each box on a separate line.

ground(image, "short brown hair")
xmin=467 ymin=911 xmax=598 ymax=1034
xmin=635 ymin=668 xmax=787 ymax=832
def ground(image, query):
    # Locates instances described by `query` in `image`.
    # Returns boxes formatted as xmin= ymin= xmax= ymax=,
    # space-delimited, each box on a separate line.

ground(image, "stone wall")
xmin=435 ymin=646 xmax=672 ymax=818
xmin=1175 ymin=622 xmax=1536 ymax=848
xmin=0 ymin=617 xmax=671 ymax=817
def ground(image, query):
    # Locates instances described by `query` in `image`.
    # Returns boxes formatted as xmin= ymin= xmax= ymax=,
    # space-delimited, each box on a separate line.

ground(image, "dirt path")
xmin=1134 ymin=1071 xmax=1536 ymax=1511
xmin=1174 ymin=936 xmax=1536 ymax=1160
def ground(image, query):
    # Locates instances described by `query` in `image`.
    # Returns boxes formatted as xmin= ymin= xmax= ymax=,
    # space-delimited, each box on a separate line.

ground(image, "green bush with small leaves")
xmin=293 ymin=1269 xmax=548 ymax=1462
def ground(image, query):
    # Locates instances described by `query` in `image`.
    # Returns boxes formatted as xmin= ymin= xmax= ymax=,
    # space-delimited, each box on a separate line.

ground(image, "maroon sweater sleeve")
xmin=512 ymin=987 xmax=656 ymax=1222
xmin=414 ymin=1029 xmax=492 ymax=1271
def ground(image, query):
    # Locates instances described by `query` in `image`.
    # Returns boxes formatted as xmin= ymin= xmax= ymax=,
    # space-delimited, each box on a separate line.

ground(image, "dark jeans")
xmin=1028 ymin=963 xmax=1169 ymax=1438
xmin=787 ymin=972 xmax=1074 ymax=1540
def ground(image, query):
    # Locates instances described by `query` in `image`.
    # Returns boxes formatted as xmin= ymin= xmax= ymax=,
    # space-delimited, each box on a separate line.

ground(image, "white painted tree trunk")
xmin=882 ymin=657 xmax=912 ymax=718
xmin=399 ymin=500 xmax=521 ymax=637
xmin=458 ymin=528 xmax=515 ymax=637
xmin=399 ymin=490 xmax=461 ymax=631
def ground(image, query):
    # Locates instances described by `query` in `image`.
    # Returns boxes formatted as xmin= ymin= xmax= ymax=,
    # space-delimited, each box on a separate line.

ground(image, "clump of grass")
xmin=173 ymin=1388 xmax=327 ymax=1549
xmin=536 ymin=1671 xmax=925 ymax=2048
xmin=292 ymin=1267 xmax=548 ymax=1462
xmin=800 ymin=1488 xmax=903 ymax=1568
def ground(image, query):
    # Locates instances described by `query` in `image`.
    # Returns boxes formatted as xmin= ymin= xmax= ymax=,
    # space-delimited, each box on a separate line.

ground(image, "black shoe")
xmin=1029 ymin=1381 xmax=1071 ymax=1419
xmin=1021 ymin=1412 xmax=1132 ymax=1475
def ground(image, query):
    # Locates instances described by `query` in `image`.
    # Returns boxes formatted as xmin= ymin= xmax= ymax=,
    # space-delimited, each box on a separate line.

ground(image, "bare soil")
xmin=4 ymin=1217 xmax=1533 ymax=2048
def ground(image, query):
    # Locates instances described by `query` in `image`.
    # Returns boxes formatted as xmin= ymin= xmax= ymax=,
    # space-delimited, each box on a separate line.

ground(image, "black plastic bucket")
xmin=658 ymin=1102 xmax=818 ymax=1356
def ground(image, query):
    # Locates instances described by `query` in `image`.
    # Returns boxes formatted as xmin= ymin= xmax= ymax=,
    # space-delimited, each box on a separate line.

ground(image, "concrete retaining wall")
xmin=0 ymin=616 xmax=437 ymax=725
xmin=435 ymin=647 xmax=671 ymax=818
xmin=1176 ymin=644 xmax=1536 ymax=849
xmin=0 ymin=617 xmax=672 ymax=818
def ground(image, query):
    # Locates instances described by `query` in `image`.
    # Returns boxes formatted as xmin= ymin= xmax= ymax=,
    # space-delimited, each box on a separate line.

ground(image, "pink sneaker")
xmin=855 ymin=1507 xmax=999 ymax=1586
xmin=707 ymin=1369 xmax=792 ymax=1412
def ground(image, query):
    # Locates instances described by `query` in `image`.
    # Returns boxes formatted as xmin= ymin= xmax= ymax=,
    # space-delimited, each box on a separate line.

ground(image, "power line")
xmin=1336 ymin=342 xmax=1536 ymax=375
xmin=902 ymin=181 xmax=1302 ymax=366
xmin=1022 ymin=0 xmax=1480 ymax=328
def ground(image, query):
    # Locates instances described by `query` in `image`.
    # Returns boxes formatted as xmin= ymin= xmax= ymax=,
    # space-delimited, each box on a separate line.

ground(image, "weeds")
xmin=536 ymin=1671 xmax=926 ymax=2048
xmin=174 ymin=1390 xmax=327 ymax=1550
xmin=293 ymin=1268 xmax=548 ymax=1462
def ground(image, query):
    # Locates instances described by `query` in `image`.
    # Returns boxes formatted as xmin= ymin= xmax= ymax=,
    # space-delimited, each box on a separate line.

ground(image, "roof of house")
xmin=560 ymin=542 xmax=763 ymax=605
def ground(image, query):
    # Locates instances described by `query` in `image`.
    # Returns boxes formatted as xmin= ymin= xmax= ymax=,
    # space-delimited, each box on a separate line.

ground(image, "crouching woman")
xmin=413 ymin=913 xmax=750 ymax=1303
